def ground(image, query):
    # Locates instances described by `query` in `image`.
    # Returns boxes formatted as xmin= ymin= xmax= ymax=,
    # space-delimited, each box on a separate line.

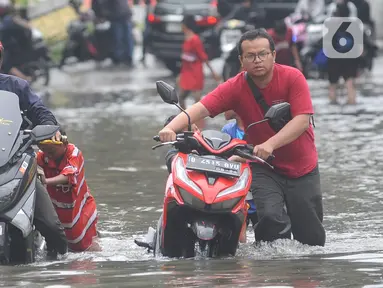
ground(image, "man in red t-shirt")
xmin=158 ymin=29 xmax=325 ymax=247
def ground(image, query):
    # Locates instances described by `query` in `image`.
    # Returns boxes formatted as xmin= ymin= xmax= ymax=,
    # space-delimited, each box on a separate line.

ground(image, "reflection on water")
xmin=3 ymin=60 xmax=383 ymax=287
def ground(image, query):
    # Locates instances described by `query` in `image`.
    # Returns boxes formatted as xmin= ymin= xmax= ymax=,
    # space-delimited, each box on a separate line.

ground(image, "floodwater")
xmin=4 ymin=56 xmax=383 ymax=288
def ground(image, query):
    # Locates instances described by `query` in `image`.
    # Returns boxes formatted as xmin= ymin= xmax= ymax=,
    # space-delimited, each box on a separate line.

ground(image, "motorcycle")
xmin=135 ymin=81 xmax=290 ymax=258
xmin=0 ymin=91 xmax=59 ymax=264
xmin=284 ymin=13 xmax=310 ymax=53
xmin=300 ymin=19 xmax=327 ymax=80
xmin=59 ymin=0 xmax=114 ymax=68
xmin=18 ymin=27 xmax=52 ymax=87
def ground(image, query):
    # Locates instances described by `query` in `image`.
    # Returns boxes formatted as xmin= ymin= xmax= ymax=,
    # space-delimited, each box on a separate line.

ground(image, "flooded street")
xmin=4 ymin=55 xmax=383 ymax=287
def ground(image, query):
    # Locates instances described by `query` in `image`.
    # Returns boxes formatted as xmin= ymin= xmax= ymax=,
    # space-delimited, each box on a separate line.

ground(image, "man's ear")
xmin=238 ymin=55 xmax=244 ymax=68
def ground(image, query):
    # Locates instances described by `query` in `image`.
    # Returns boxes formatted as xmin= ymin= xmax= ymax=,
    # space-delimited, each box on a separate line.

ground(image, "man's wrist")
xmin=265 ymin=137 xmax=278 ymax=150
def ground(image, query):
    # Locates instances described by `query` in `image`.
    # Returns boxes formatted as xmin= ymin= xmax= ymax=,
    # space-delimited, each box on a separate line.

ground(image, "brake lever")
xmin=151 ymin=141 xmax=177 ymax=150
xmin=250 ymin=155 xmax=274 ymax=169
xmin=235 ymin=148 xmax=274 ymax=169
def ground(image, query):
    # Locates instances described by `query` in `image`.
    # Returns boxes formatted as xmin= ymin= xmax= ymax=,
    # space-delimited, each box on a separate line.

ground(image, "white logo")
xmin=323 ymin=17 xmax=363 ymax=59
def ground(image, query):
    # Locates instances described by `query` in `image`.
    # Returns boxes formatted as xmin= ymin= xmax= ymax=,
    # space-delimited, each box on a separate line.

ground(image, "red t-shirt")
xmin=200 ymin=64 xmax=317 ymax=178
xmin=267 ymin=28 xmax=294 ymax=66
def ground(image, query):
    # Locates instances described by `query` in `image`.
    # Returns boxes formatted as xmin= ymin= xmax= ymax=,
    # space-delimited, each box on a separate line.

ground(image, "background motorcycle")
xmin=0 ymin=91 xmax=59 ymax=264
xmin=59 ymin=0 xmax=114 ymax=68
xmin=18 ymin=27 xmax=52 ymax=87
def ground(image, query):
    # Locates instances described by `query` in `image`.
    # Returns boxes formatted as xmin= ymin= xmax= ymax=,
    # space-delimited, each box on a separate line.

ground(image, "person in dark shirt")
xmin=107 ymin=0 xmax=135 ymax=66
xmin=0 ymin=42 xmax=68 ymax=258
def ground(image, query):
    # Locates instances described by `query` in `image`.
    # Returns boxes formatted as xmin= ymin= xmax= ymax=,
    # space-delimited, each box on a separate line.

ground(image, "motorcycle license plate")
xmin=166 ymin=23 xmax=182 ymax=33
xmin=186 ymin=155 xmax=241 ymax=177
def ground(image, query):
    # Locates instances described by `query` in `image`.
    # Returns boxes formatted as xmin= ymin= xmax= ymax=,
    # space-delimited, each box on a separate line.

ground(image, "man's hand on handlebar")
xmin=253 ymin=141 xmax=274 ymax=161
xmin=159 ymin=127 xmax=177 ymax=142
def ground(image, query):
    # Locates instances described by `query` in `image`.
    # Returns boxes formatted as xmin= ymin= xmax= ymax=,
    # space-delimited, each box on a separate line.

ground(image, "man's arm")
xmin=20 ymin=81 xmax=58 ymax=126
xmin=266 ymin=114 xmax=311 ymax=150
xmin=165 ymin=102 xmax=210 ymax=133
xmin=165 ymin=81 xmax=236 ymax=133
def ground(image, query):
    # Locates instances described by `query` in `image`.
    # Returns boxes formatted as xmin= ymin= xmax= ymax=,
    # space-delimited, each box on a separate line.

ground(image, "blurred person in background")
xmin=107 ymin=0 xmax=135 ymax=67
xmin=326 ymin=0 xmax=358 ymax=105
xmin=294 ymin=0 xmax=325 ymax=20
xmin=0 ymin=0 xmax=34 ymax=81
xmin=140 ymin=0 xmax=153 ymax=65
xmin=178 ymin=15 xmax=221 ymax=110
xmin=327 ymin=0 xmax=357 ymax=17
xmin=350 ymin=0 xmax=373 ymax=26
xmin=267 ymin=20 xmax=303 ymax=71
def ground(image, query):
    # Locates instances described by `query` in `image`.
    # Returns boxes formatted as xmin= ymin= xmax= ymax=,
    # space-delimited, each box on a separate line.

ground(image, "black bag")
xmin=245 ymin=72 xmax=292 ymax=133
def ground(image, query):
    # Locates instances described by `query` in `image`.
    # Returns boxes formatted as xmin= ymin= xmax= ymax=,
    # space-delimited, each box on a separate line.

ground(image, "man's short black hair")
xmin=164 ymin=115 xmax=177 ymax=127
xmin=237 ymin=29 xmax=275 ymax=56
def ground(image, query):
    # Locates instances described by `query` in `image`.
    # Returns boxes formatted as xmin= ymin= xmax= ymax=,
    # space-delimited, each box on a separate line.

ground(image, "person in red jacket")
xmin=267 ymin=20 xmax=303 ymax=71
xmin=178 ymin=14 xmax=221 ymax=110
xmin=37 ymin=129 xmax=100 ymax=252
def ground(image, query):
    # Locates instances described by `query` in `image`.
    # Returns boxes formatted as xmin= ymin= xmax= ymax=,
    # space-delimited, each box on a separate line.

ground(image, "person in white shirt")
xmin=294 ymin=0 xmax=326 ymax=20
xmin=327 ymin=0 xmax=358 ymax=17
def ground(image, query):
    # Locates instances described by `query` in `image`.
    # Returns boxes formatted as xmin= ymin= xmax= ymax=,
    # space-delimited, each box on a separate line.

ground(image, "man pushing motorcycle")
xmin=158 ymin=29 xmax=325 ymax=247
xmin=0 ymin=41 xmax=68 ymax=257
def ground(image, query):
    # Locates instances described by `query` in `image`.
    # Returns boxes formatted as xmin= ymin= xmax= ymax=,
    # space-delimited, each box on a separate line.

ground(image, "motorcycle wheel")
xmin=199 ymin=239 xmax=218 ymax=257
xmin=24 ymin=230 xmax=37 ymax=264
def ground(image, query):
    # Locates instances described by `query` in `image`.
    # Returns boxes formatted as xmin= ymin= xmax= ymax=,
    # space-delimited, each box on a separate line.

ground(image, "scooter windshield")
xmin=0 ymin=91 xmax=23 ymax=167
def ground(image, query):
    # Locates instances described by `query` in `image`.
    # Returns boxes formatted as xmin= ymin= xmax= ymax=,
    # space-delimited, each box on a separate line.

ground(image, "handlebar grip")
xmin=153 ymin=135 xmax=160 ymax=142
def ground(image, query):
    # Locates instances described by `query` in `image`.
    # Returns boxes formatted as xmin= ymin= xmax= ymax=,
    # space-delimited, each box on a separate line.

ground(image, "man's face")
xmin=38 ymin=143 xmax=66 ymax=161
xmin=239 ymin=38 xmax=276 ymax=77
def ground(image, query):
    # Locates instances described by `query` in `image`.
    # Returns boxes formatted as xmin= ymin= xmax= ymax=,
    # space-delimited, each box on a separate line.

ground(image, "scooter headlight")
xmin=0 ymin=179 xmax=21 ymax=212
xmin=175 ymin=157 xmax=203 ymax=195
xmin=216 ymin=168 xmax=249 ymax=198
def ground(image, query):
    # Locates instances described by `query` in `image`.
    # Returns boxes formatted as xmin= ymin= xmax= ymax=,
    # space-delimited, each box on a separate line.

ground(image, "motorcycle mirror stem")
xmin=172 ymin=103 xmax=192 ymax=132
xmin=243 ymin=118 xmax=269 ymax=140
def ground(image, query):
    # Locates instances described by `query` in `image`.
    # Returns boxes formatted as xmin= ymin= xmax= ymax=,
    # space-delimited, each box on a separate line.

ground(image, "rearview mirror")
xmin=264 ymin=102 xmax=291 ymax=121
xmin=31 ymin=125 xmax=60 ymax=142
xmin=156 ymin=81 xmax=178 ymax=104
